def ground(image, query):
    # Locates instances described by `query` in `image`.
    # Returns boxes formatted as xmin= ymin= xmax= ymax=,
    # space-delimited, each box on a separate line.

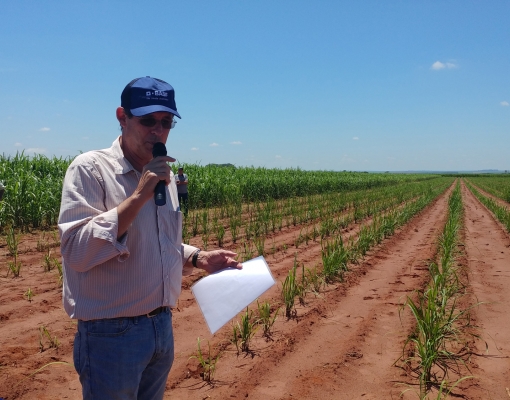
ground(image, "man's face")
xmin=118 ymin=108 xmax=173 ymax=165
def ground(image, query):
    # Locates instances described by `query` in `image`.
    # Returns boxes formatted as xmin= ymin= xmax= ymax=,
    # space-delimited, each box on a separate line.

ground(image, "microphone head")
xmin=152 ymin=142 xmax=167 ymax=158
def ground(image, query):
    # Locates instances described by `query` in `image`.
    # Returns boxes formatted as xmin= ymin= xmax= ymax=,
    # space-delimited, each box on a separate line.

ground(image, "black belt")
xmin=146 ymin=307 xmax=167 ymax=318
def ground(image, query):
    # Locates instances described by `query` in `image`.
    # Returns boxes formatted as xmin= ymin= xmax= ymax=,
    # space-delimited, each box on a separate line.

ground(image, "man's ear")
xmin=116 ymin=107 xmax=127 ymax=128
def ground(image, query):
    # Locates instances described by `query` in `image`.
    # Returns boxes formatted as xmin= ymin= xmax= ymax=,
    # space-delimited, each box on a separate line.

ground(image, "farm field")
xmin=1 ymin=169 xmax=510 ymax=399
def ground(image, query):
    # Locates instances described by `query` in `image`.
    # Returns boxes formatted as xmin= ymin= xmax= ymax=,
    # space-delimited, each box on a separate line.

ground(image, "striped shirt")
xmin=58 ymin=137 xmax=197 ymax=320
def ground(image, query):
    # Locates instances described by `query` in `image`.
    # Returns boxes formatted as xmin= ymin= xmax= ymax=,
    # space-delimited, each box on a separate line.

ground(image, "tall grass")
xmin=0 ymin=151 xmax=442 ymax=232
xmin=0 ymin=153 xmax=69 ymax=232
xmin=177 ymin=163 xmax=440 ymax=209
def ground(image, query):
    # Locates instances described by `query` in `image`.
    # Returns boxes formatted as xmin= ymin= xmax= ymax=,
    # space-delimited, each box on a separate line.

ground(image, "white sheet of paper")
xmin=191 ymin=256 xmax=276 ymax=334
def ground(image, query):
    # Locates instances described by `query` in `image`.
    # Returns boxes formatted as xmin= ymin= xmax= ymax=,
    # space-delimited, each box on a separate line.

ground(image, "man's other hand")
xmin=196 ymin=250 xmax=242 ymax=274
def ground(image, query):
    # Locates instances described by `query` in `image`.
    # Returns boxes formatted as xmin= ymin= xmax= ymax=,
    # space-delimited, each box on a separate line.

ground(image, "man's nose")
xmin=151 ymin=122 xmax=167 ymax=135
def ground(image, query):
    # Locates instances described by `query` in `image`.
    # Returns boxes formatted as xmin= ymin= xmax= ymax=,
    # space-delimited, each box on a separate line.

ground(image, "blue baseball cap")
xmin=121 ymin=76 xmax=181 ymax=118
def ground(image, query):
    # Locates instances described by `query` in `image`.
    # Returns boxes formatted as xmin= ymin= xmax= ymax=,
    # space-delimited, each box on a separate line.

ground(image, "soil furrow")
xmin=459 ymin=181 xmax=510 ymax=399
xmin=167 ymin=184 xmax=453 ymax=399
xmin=168 ymin=191 xmax=451 ymax=389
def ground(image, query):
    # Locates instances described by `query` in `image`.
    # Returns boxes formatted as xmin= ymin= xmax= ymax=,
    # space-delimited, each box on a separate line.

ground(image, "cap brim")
xmin=131 ymin=105 xmax=181 ymax=118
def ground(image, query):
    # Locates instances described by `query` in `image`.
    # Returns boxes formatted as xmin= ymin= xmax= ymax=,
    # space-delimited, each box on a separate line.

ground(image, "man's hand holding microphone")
xmin=116 ymin=142 xmax=174 ymax=238
xmin=133 ymin=142 xmax=175 ymax=206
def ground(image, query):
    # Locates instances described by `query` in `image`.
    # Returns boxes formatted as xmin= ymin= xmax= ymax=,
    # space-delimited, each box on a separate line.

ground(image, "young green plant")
xmin=39 ymin=326 xmax=60 ymax=352
xmin=281 ymin=255 xmax=301 ymax=318
xmin=232 ymin=307 xmax=258 ymax=354
xmin=189 ymin=337 xmax=221 ymax=382
xmin=257 ymin=300 xmax=279 ymax=338
xmin=24 ymin=287 xmax=35 ymax=302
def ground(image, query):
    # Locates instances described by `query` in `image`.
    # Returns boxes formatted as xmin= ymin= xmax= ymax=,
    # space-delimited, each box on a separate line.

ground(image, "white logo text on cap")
xmin=145 ymin=91 xmax=168 ymax=97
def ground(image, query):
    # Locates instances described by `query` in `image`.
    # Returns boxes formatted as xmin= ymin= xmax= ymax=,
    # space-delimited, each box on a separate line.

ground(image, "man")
xmin=58 ymin=76 xmax=241 ymax=400
xmin=175 ymin=167 xmax=188 ymax=215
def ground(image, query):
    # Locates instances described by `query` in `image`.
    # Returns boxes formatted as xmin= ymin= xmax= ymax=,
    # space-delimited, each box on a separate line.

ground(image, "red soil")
xmin=456 ymin=182 xmax=510 ymax=399
xmin=1 ymin=180 xmax=509 ymax=399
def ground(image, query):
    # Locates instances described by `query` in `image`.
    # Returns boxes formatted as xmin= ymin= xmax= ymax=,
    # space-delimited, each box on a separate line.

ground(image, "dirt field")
xmin=1 ymin=181 xmax=509 ymax=399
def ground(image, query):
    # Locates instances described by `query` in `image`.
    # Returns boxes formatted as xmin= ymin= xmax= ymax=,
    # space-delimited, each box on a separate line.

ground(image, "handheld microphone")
xmin=152 ymin=142 xmax=167 ymax=206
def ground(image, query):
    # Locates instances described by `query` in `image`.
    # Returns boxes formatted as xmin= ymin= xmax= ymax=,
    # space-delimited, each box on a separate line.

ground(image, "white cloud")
xmin=231 ymin=141 xmax=242 ymax=145
xmin=14 ymin=142 xmax=22 ymax=147
xmin=352 ymin=136 xmax=359 ymax=140
xmin=501 ymin=101 xmax=509 ymax=106
xmin=431 ymin=61 xmax=445 ymax=70
xmin=431 ymin=61 xmax=458 ymax=70
xmin=26 ymin=148 xmax=46 ymax=154
xmin=191 ymin=147 xmax=199 ymax=151
xmin=210 ymin=143 xmax=219 ymax=147
xmin=275 ymin=155 xmax=282 ymax=159
xmin=39 ymin=127 xmax=50 ymax=132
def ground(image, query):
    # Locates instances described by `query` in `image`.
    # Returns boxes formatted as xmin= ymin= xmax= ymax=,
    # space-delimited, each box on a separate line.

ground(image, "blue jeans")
xmin=74 ymin=308 xmax=174 ymax=400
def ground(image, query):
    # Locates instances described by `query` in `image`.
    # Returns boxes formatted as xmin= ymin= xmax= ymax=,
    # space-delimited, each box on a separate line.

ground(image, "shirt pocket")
xmin=159 ymin=209 xmax=183 ymax=248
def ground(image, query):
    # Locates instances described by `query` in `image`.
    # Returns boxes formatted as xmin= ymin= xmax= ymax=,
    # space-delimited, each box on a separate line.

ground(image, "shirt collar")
xmin=111 ymin=136 xmax=136 ymax=175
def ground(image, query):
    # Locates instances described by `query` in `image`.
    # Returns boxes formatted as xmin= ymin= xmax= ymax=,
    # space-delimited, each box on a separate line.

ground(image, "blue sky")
xmin=0 ymin=1 xmax=509 ymax=171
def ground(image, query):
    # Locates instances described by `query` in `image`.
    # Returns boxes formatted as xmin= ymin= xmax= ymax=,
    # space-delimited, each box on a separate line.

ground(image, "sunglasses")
xmin=137 ymin=117 xmax=176 ymax=129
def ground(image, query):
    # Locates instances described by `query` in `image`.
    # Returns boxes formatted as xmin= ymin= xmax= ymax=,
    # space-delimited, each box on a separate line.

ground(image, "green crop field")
xmin=0 ymin=152 xmax=442 ymax=233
